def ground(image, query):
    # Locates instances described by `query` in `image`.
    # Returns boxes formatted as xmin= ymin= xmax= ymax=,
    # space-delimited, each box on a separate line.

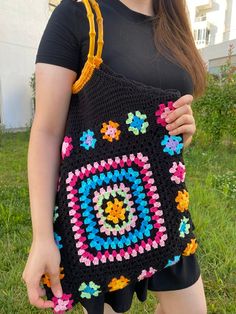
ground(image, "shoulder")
xmin=53 ymin=0 xmax=86 ymax=14
xmin=47 ymin=0 xmax=89 ymax=42
xmin=35 ymin=0 xmax=90 ymax=72
xmin=50 ymin=0 xmax=87 ymax=22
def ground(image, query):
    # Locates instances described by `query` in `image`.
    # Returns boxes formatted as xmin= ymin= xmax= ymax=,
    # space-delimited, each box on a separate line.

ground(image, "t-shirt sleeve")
xmin=35 ymin=0 xmax=84 ymax=73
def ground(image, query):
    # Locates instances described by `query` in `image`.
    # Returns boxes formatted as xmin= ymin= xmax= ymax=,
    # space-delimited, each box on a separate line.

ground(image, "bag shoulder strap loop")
xmin=72 ymin=0 xmax=104 ymax=94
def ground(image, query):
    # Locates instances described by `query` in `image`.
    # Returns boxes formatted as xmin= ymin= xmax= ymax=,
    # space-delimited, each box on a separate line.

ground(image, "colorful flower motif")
xmin=161 ymin=135 xmax=183 ymax=156
xmin=164 ymin=255 xmax=181 ymax=268
xmin=80 ymin=129 xmax=97 ymax=150
xmin=179 ymin=216 xmax=190 ymax=238
xmin=78 ymin=281 xmax=101 ymax=299
xmin=100 ymin=120 xmax=121 ymax=142
xmin=41 ymin=267 xmax=65 ymax=288
xmin=53 ymin=205 xmax=59 ymax=222
xmin=108 ymin=276 xmax=130 ymax=292
xmin=137 ymin=267 xmax=157 ymax=281
xmin=54 ymin=232 xmax=63 ymax=250
xmin=105 ymin=198 xmax=126 ymax=224
xmin=52 ymin=293 xmax=73 ymax=314
xmin=126 ymin=111 xmax=149 ymax=135
xmin=175 ymin=189 xmax=189 ymax=212
xmin=66 ymin=153 xmax=167 ymax=267
xmin=155 ymin=101 xmax=175 ymax=127
xmin=182 ymin=238 xmax=198 ymax=256
xmin=169 ymin=161 xmax=186 ymax=184
xmin=93 ymin=183 xmax=137 ymax=236
xmin=61 ymin=136 xmax=73 ymax=160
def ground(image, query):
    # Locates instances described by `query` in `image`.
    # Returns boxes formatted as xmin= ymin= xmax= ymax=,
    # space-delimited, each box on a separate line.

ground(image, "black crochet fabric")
xmin=44 ymin=61 xmax=199 ymax=312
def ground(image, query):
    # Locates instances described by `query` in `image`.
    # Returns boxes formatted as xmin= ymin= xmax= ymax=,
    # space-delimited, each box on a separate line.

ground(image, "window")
xmin=194 ymin=27 xmax=210 ymax=47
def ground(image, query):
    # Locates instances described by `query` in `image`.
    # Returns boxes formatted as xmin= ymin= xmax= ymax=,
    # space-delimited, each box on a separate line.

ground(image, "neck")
xmin=119 ymin=0 xmax=155 ymax=16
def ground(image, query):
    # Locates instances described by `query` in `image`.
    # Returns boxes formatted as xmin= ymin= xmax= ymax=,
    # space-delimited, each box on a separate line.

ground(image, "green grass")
xmin=0 ymin=131 xmax=235 ymax=313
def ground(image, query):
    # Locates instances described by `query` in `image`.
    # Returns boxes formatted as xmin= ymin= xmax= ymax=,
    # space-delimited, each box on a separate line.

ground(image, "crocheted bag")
xmin=42 ymin=0 xmax=199 ymax=311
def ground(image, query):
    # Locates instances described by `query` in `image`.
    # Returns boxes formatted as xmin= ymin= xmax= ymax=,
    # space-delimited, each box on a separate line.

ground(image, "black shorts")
xmin=81 ymin=254 xmax=201 ymax=314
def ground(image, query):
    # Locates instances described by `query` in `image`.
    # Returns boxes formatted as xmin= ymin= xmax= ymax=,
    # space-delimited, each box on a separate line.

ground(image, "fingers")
xmin=37 ymin=285 xmax=46 ymax=297
xmin=164 ymin=98 xmax=196 ymax=136
xmin=165 ymin=104 xmax=192 ymax=124
xmin=173 ymin=94 xmax=193 ymax=108
xmin=167 ymin=124 xmax=196 ymax=136
xmin=166 ymin=114 xmax=195 ymax=135
xmin=49 ymin=270 xmax=63 ymax=298
xmin=25 ymin=279 xmax=54 ymax=309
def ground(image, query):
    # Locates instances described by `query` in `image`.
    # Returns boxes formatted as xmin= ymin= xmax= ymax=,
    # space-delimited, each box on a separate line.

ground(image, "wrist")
xmin=32 ymin=230 xmax=55 ymax=244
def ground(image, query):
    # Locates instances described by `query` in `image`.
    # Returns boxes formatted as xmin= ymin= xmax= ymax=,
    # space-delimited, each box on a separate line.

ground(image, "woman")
xmin=22 ymin=0 xmax=207 ymax=313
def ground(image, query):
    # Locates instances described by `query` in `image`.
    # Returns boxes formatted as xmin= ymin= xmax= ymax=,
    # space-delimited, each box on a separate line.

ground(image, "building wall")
xmin=186 ymin=0 xmax=236 ymax=46
xmin=0 ymin=0 xmax=51 ymax=129
xmin=186 ymin=0 xmax=236 ymax=72
xmin=201 ymin=39 xmax=236 ymax=73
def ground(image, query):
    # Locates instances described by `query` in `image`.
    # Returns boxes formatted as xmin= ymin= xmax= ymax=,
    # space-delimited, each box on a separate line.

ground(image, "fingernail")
xmin=165 ymin=117 xmax=170 ymax=123
xmin=173 ymin=102 xmax=177 ymax=108
xmin=55 ymin=291 xmax=63 ymax=298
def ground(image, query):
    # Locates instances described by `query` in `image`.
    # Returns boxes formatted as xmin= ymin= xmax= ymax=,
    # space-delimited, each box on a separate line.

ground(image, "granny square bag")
xmin=42 ymin=0 xmax=199 ymax=311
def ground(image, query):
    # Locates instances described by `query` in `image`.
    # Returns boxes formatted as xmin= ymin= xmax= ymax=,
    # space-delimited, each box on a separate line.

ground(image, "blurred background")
xmin=0 ymin=1 xmax=235 ymax=313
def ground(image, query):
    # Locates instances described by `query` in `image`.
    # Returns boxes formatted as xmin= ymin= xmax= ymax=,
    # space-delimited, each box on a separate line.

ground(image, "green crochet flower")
xmin=179 ymin=216 xmax=190 ymax=238
xmin=78 ymin=281 xmax=101 ymax=299
xmin=126 ymin=111 xmax=149 ymax=135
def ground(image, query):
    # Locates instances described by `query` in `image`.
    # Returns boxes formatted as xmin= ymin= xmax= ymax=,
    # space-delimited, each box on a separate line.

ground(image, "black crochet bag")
xmin=42 ymin=0 xmax=199 ymax=311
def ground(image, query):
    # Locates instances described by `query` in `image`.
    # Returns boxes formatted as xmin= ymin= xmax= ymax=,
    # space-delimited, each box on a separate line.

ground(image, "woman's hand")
xmin=22 ymin=239 xmax=63 ymax=309
xmin=165 ymin=94 xmax=196 ymax=148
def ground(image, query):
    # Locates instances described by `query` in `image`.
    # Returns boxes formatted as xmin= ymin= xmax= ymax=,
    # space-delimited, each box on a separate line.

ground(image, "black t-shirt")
xmin=35 ymin=0 xmax=193 ymax=95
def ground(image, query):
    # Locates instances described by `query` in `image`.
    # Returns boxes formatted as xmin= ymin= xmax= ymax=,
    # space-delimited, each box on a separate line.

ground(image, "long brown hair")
xmin=152 ymin=0 xmax=206 ymax=98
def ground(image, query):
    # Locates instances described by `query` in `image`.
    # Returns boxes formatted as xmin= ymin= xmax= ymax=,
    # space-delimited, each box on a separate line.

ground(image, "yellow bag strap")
xmin=72 ymin=0 xmax=104 ymax=94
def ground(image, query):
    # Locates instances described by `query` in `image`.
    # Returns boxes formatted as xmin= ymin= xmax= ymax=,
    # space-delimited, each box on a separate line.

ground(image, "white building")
xmin=0 ymin=0 xmax=236 ymax=130
xmin=187 ymin=0 xmax=236 ymax=73
xmin=0 ymin=0 xmax=59 ymax=130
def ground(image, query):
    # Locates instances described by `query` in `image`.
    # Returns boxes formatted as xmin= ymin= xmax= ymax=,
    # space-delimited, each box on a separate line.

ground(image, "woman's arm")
xmin=23 ymin=63 xmax=77 ymax=309
xmin=28 ymin=63 xmax=76 ymax=240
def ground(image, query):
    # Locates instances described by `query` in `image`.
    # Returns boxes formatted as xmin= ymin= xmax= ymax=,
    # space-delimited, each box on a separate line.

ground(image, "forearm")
xmin=28 ymin=126 xmax=61 ymax=242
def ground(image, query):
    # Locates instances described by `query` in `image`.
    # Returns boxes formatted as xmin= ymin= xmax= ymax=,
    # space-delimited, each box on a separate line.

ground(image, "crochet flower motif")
xmin=41 ymin=267 xmax=65 ymax=288
xmin=126 ymin=111 xmax=149 ymax=135
xmin=175 ymin=189 xmax=189 ymax=212
xmin=182 ymin=238 xmax=198 ymax=256
xmin=61 ymin=136 xmax=73 ymax=160
xmin=78 ymin=281 xmax=101 ymax=299
xmin=52 ymin=293 xmax=73 ymax=314
xmin=179 ymin=216 xmax=190 ymax=238
xmin=164 ymin=255 xmax=181 ymax=268
xmin=105 ymin=198 xmax=126 ymax=224
xmin=155 ymin=101 xmax=175 ymax=127
xmin=137 ymin=267 xmax=157 ymax=281
xmin=100 ymin=121 xmax=121 ymax=142
xmin=161 ymin=135 xmax=183 ymax=156
xmin=53 ymin=205 xmax=59 ymax=222
xmin=169 ymin=161 xmax=186 ymax=184
xmin=108 ymin=276 xmax=130 ymax=292
xmin=80 ymin=129 xmax=97 ymax=150
xmin=54 ymin=232 xmax=63 ymax=250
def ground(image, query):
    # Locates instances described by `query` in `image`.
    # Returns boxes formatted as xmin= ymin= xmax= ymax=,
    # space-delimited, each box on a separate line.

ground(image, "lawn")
xmin=0 ymin=131 xmax=235 ymax=314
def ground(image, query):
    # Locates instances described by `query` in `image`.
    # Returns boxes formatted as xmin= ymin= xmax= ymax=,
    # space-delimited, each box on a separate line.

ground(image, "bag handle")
xmin=72 ymin=0 xmax=104 ymax=94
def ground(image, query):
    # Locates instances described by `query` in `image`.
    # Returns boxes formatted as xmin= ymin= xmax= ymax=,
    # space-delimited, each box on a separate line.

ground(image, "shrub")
xmin=193 ymin=44 xmax=236 ymax=144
